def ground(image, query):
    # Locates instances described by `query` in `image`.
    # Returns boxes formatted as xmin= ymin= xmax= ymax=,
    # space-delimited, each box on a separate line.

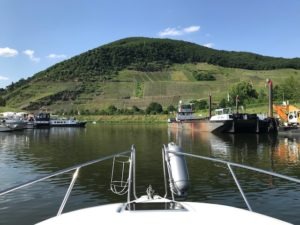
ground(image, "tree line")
xmin=56 ymin=102 xmax=176 ymax=116
xmin=218 ymin=76 xmax=300 ymax=109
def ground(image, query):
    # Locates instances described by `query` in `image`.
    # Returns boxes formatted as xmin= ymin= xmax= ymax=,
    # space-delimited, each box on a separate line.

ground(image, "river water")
xmin=0 ymin=124 xmax=300 ymax=224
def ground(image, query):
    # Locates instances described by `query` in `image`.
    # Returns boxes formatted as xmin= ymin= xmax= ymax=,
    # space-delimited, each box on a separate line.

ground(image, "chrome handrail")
xmin=227 ymin=164 xmax=252 ymax=211
xmin=57 ymin=168 xmax=80 ymax=216
xmin=0 ymin=150 xmax=131 ymax=215
xmin=166 ymin=150 xmax=300 ymax=211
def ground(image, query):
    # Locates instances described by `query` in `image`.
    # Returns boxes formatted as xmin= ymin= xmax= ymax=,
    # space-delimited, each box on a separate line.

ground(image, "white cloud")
xmin=23 ymin=49 xmax=40 ymax=62
xmin=158 ymin=25 xmax=200 ymax=37
xmin=158 ymin=27 xmax=182 ymax=37
xmin=183 ymin=26 xmax=200 ymax=33
xmin=0 ymin=75 xmax=9 ymax=81
xmin=203 ymin=43 xmax=214 ymax=48
xmin=0 ymin=47 xmax=18 ymax=57
xmin=47 ymin=53 xmax=67 ymax=60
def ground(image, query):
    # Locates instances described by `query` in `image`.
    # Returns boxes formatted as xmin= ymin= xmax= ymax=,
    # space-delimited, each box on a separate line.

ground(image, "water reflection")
xmin=276 ymin=136 xmax=300 ymax=163
xmin=1 ymin=125 xmax=300 ymax=224
xmin=168 ymin=127 xmax=300 ymax=167
xmin=0 ymin=131 xmax=30 ymax=150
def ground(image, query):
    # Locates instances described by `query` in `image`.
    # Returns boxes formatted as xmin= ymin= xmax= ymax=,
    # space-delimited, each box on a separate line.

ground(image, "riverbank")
xmin=77 ymin=114 xmax=169 ymax=123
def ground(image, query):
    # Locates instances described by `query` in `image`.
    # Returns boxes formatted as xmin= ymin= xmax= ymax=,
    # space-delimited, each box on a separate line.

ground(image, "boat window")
xmin=181 ymin=104 xmax=192 ymax=110
xmin=215 ymin=109 xmax=223 ymax=115
xmin=223 ymin=108 xmax=231 ymax=114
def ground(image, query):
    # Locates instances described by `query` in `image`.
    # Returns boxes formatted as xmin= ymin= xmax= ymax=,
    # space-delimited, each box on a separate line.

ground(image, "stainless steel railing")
xmin=165 ymin=149 xmax=300 ymax=211
xmin=0 ymin=150 xmax=132 ymax=216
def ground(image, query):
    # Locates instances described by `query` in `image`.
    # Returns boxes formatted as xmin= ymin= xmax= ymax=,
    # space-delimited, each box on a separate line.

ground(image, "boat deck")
xmin=37 ymin=199 xmax=290 ymax=225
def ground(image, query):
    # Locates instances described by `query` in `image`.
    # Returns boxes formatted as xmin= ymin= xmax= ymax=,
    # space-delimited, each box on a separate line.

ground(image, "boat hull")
xmin=0 ymin=120 xmax=27 ymax=132
xmin=50 ymin=118 xmax=87 ymax=127
xmin=168 ymin=117 xmax=277 ymax=134
xmin=36 ymin=201 xmax=290 ymax=225
xmin=50 ymin=121 xmax=87 ymax=127
xmin=34 ymin=113 xmax=51 ymax=128
xmin=0 ymin=125 xmax=14 ymax=132
xmin=168 ymin=119 xmax=225 ymax=133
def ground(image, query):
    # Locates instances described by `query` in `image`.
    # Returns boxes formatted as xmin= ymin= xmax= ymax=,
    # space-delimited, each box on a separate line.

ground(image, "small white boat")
xmin=168 ymin=101 xmax=201 ymax=122
xmin=0 ymin=123 xmax=13 ymax=132
xmin=209 ymin=108 xmax=233 ymax=122
xmin=0 ymin=117 xmax=27 ymax=132
xmin=0 ymin=143 xmax=296 ymax=224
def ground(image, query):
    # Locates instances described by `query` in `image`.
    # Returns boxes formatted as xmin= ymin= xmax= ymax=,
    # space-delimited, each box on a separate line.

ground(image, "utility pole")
xmin=266 ymin=79 xmax=273 ymax=118
xmin=235 ymin=95 xmax=239 ymax=113
xmin=208 ymin=93 xmax=212 ymax=118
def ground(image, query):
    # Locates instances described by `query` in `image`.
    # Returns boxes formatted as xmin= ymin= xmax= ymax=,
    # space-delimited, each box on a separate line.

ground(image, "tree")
xmin=273 ymin=76 xmax=300 ymax=101
xmin=167 ymin=105 xmax=176 ymax=113
xmin=0 ymin=96 xmax=6 ymax=106
xmin=218 ymin=98 xmax=227 ymax=108
xmin=107 ymin=105 xmax=118 ymax=115
xmin=146 ymin=102 xmax=163 ymax=114
xmin=257 ymin=89 xmax=267 ymax=103
xmin=132 ymin=105 xmax=141 ymax=113
xmin=228 ymin=81 xmax=258 ymax=105
xmin=190 ymin=100 xmax=208 ymax=110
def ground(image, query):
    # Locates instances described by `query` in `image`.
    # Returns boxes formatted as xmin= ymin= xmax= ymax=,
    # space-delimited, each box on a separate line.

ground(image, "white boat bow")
xmin=37 ymin=198 xmax=290 ymax=225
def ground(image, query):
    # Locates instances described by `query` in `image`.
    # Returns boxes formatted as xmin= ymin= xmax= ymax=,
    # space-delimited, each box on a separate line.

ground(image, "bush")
xmin=190 ymin=100 xmax=208 ymax=110
xmin=193 ymin=71 xmax=216 ymax=81
xmin=167 ymin=105 xmax=176 ymax=113
xmin=146 ymin=102 xmax=163 ymax=114
xmin=107 ymin=105 xmax=118 ymax=115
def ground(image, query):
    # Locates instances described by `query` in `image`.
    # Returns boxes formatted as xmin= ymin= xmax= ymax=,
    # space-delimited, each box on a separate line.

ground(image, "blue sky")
xmin=0 ymin=0 xmax=300 ymax=88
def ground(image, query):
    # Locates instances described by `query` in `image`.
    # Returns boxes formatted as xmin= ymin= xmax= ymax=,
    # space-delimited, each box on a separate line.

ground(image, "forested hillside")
xmin=2 ymin=37 xmax=300 ymax=113
xmin=8 ymin=37 xmax=300 ymax=85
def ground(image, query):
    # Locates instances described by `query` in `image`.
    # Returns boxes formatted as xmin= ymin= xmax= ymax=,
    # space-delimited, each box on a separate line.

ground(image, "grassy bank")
xmin=77 ymin=104 xmax=270 ymax=124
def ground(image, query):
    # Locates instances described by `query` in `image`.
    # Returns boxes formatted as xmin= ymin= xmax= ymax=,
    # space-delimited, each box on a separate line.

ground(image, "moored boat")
xmin=34 ymin=112 xmax=51 ymax=128
xmin=168 ymin=101 xmax=225 ymax=132
xmin=0 ymin=122 xmax=26 ymax=132
xmin=210 ymin=108 xmax=276 ymax=133
xmin=0 ymin=113 xmax=27 ymax=132
xmin=50 ymin=117 xmax=87 ymax=127
xmin=168 ymin=101 xmax=276 ymax=133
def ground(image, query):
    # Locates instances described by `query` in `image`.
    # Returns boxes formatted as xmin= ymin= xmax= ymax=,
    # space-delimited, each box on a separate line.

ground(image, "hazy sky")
xmin=0 ymin=0 xmax=299 ymax=88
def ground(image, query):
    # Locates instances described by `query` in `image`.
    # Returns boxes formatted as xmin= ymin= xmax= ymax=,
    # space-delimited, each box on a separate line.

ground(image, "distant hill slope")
xmin=2 ymin=37 xmax=300 ymax=112
xmin=15 ymin=37 xmax=300 ymax=83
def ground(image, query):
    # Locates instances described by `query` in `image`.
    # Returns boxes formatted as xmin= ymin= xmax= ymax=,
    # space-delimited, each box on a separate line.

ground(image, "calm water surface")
xmin=1 ymin=124 xmax=300 ymax=224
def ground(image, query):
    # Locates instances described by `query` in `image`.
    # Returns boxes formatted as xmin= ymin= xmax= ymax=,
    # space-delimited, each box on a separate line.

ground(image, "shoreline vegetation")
xmin=76 ymin=103 xmax=275 ymax=124
xmin=78 ymin=114 xmax=169 ymax=123
xmin=0 ymin=103 xmax=292 ymax=124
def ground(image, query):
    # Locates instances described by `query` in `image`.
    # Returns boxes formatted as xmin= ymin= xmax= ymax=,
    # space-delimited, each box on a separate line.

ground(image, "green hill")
xmin=2 ymin=37 xmax=300 ymax=113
